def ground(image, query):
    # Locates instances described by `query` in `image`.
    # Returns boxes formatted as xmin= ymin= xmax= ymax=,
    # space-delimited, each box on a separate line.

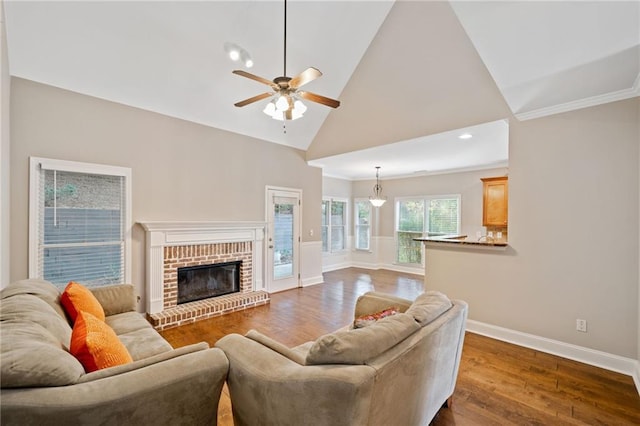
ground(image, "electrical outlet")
xmin=576 ymin=319 xmax=587 ymax=332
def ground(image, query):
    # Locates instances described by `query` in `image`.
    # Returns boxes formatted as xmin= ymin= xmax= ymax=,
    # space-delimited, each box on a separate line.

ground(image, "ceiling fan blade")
xmin=234 ymin=92 xmax=273 ymax=108
xmin=289 ymin=67 xmax=322 ymax=89
xmin=298 ymin=91 xmax=341 ymax=109
xmin=232 ymin=70 xmax=278 ymax=89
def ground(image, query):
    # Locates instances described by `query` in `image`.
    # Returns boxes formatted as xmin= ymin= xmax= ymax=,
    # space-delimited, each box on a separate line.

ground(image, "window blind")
xmin=34 ymin=163 xmax=128 ymax=288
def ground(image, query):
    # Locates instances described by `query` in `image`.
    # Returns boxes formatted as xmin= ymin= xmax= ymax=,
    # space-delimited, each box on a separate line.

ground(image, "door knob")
xmin=269 ymin=245 xmax=273 ymax=249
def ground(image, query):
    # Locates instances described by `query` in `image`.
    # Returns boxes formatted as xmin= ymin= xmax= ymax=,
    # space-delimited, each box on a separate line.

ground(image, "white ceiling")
xmin=308 ymin=119 xmax=509 ymax=180
xmin=4 ymin=1 xmax=639 ymax=180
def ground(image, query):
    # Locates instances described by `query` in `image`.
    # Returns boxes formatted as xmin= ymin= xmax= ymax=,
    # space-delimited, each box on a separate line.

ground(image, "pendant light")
xmin=369 ymin=166 xmax=387 ymax=207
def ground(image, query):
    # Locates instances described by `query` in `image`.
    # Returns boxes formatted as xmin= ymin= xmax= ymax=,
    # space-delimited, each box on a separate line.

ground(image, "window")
xmin=29 ymin=157 xmax=132 ymax=289
xmin=354 ymin=199 xmax=371 ymax=250
xmin=321 ymin=198 xmax=347 ymax=253
xmin=395 ymin=195 xmax=460 ymax=265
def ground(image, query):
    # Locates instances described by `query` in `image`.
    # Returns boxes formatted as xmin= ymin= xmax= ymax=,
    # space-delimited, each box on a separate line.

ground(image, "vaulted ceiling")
xmin=4 ymin=1 xmax=638 ymax=179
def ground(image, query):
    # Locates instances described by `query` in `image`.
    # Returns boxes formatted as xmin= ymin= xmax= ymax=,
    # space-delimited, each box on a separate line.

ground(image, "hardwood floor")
xmin=161 ymin=268 xmax=640 ymax=425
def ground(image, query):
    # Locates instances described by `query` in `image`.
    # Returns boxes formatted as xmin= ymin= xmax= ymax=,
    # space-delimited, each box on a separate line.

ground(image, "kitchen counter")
xmin=414 ymin=234 xmax=508 ymax=249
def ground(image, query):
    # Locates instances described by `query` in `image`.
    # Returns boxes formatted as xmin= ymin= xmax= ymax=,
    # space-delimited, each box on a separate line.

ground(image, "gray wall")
xmin=424 ymin=98 xmax=639 ymax=358
xmin=9 ymin=78 xmax=322 ymax=305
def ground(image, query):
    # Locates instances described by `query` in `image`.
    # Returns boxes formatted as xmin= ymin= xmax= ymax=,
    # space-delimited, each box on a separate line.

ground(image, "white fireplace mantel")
xmin=138 ymin=221 xmax=266 ymax=314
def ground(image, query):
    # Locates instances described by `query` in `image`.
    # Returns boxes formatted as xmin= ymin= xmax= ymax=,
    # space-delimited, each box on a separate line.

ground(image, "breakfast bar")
xmin=414 ymin=234 xmax=508 ymax=251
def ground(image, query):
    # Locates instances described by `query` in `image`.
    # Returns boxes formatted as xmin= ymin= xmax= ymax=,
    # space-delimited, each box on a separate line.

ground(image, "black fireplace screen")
xmin=177 ymin=261 xmax=241 ymax=304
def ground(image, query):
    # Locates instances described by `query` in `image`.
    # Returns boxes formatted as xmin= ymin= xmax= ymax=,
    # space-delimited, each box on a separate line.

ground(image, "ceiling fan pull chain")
xmin=283 ymin=0 xmax=287 ymax=77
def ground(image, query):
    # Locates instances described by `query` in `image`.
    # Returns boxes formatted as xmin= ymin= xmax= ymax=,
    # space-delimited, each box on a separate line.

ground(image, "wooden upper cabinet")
xmin=481 ymin=177 xmax=508 ymax=227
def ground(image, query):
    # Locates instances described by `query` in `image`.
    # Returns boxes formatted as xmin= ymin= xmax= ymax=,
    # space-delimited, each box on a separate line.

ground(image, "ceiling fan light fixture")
xmin=369 ymin=166 xmax=387 ymax=207
xmin=294 ymin=99 xmax=307 ymax=114
xmin=275 ymin=95 xmax=289 ymax=112
xmin=263 ymin=101 xmax=276 ymax=116
xmin=231 ymin=0 xmax=340 ymax=121
xmin=264 ymin=95 xmax=306 ymax=121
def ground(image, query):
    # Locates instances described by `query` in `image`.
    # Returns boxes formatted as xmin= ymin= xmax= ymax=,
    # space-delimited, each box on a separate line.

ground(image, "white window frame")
xmin=354 ymin=198 xmax=372 ymax=251
xmin=395 ymin=194 xmax=461 ymax=266
xmin=29 ymin=157 xmax=132 ymax=284
xmin=322 ymin=197 xmax=348 ymax=253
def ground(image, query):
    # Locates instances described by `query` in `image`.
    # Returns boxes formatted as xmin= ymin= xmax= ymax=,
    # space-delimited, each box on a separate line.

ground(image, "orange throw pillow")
xmin=60 ymin=281 xmax=105 ymax=323
xmin=70 ymin=311 xmax=133 ymax=373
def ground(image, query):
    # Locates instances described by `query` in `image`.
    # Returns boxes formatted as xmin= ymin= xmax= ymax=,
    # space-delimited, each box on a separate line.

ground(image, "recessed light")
xmin=458 ymin=133 xmax=473 ymax=140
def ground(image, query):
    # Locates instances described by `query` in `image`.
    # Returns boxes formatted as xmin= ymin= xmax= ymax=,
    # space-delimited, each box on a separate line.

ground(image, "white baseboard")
xmin=322 ymin=262 xmax=352 ymax=273
xmin=467 ymin=319 xmax=640 ymax=394
xmin=380 ymin=263 xmax=424 ymax=276
xmin=301 ymin=275 xmax=323 ymax=287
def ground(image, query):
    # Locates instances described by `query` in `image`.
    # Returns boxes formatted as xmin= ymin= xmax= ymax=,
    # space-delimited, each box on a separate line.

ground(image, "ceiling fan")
xmin=232 ymin=0 xmax=340 ymax=121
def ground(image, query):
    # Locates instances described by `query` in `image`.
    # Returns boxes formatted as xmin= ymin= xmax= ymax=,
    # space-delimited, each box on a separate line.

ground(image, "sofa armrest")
xmin=77 ymin=342 xmax=210 ymax=383
xmin=354 ymin=291 xmax=413 ymax=319
xmin=216 ymin=333 xmax=376 ymax=426
xmin=245 ymin=330 xmax=307 ymax=365
xmin=1 ymin=347 xmax=228 ymax=426
xmin=89 ymin=284 xmax=136 ymax=315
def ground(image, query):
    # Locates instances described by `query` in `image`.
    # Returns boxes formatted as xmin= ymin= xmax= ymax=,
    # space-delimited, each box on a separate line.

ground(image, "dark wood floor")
xmin=161 ymin=268 xmax=640 ymax=425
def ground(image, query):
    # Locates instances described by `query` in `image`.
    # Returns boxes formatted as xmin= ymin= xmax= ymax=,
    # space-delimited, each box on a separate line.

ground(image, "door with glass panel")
xmin=266 ymin=188 xmax=301 ymax=293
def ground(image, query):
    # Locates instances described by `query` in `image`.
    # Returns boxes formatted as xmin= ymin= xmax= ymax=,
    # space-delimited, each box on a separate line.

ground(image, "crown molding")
xmin=515 ymin=79 xmax=640 ymax=121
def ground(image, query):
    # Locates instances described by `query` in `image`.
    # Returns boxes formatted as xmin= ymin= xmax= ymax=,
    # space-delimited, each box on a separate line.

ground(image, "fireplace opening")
xmin=177 ymin=261 xmax=241 ymax=304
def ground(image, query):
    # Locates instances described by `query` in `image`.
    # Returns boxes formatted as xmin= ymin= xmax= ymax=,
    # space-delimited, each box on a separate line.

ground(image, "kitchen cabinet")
xmin=481 ymin=176 xmax=508 ymax=227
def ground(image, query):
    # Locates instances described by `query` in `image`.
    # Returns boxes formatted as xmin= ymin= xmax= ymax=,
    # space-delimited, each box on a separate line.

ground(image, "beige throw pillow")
xmin=405 ymin=291 xmax=452 ymax=326
xmin=306 ymin=313 xmax=420 ymax=365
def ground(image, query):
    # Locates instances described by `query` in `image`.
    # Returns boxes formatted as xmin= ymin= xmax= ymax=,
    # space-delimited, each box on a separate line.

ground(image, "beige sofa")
xmin=0 ymin=279 xmax=229 ymax=425
xmin=216 ymin=290 xmax=468 ymax=426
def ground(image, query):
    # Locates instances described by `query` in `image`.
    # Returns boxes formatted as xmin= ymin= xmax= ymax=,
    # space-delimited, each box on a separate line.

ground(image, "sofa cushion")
xmin=405 ymin=291 xmax=453 ymax=326
xmin=106 ymin=311 xmax=156 ymax=335
xmin=0 ymin=294 xmax=72 ymax=349
xmin=90 ymin=284 xmax=136 ymax=316
xmin=1 ymin=278 xmax=68 ymax=320
xmin=61 ymin=281 xmax=105 ymax=323
xmin=70 ymin=311 xmax=133 ymax=373
xmin=117 ymin=327 xmax=173 ymax=361
xmin=306 ymin=313 xmax=420 ymax=365
xmin=0 ymin=320 xmax=84 ymax=387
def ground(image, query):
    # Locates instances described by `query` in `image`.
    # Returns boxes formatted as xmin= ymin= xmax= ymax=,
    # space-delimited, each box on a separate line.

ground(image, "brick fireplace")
xmin=139 ymin=221 xmax=270 ymax=330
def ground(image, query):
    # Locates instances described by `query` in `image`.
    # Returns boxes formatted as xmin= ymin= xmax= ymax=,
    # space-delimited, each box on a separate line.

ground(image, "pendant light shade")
xmin=369 ymin=166 xmax=387 ymax=207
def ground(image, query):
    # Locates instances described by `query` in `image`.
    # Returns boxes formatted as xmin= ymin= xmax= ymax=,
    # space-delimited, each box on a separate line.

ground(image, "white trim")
xmin=514 ymin=83 xmax=640 ymax=121
xmin=300 ymin=240 xmax=323 ymax=287
xmin=28 ymin=157 xmax=132 ymax=284
xmin=301 ymin=275 xmax=324 ymax=286
xmin=37 ymin=157 xmax=132 ymax=177
xmin=466 ymin=319 xmax=640 ymax=392
xmin=28 ymin=157 xmax=40 ymax=279
xmin=322 ymin=261 xmax=353 ymax=273
xmin=633 ymin=361 xmax=640 ymax=395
